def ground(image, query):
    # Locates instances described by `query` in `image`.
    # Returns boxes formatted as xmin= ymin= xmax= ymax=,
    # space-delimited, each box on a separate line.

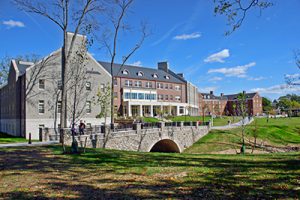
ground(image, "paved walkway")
xmin=0 ymin=141 xmax=59 ymax=148
xmin=211 ymin=117 xmax=254 ymax=130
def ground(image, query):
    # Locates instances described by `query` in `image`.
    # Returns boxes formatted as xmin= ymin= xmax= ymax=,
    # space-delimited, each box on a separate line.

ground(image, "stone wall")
xmin=60 ymin=122 xmax=210 ymax=153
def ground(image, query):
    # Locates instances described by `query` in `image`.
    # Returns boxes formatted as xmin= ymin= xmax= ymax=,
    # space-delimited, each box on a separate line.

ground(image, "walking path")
xmin=211 ymin=117 xmax=254 ymax=130
xmin=0 ymin=141 xmax=59 ymax=148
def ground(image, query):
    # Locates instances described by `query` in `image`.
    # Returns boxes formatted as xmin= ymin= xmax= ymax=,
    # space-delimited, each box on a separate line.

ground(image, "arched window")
xmin=165 ymin=75 xmax=170 ymax=80
xmin=152 ymin=73 xmax=158 ymax=78
xmin=137 ymin=71 xmax=144 ymax=76
xmin=122 ymin=69 xmax=129 ymax=75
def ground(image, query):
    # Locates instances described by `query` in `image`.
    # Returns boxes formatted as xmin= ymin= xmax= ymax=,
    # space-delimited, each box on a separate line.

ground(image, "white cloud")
xmin=247 ymin=76 xmax=266 ymax=81
xmin=130 ymin=61 xmax=142 ymax=66
xmin=250 ymin=84 xmax=300 ymax=94
xmin=199 ymin=86 xmax=218 ymax=93
xmin=173 ymin=32 xmax=201 ymax=40
xmin=207 ymin=62 xmax=256 ymax=78
xmin=204 ymin=49 xmax=230 ymax=63
xmin=3 ymin=20 xmax=25 ymax=28
xmin=209 ymin=76 xmax=223 ymax=82
xmin=285 ymin=73 xmax=300 ymax=79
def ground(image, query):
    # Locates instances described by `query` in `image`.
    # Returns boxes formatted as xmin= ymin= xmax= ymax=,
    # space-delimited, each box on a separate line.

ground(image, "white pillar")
xmin=139 ymin=105 xmax=143 ymax=117
xmin=177 ymin=106 xmax=180 ymax=116
xmin=128 ymin=103 xmax=132 ymax=117
xmin=168 ymin=106 xmax=171 ymax=115
xmin=150 ymin=105 xmax=153 ymax=117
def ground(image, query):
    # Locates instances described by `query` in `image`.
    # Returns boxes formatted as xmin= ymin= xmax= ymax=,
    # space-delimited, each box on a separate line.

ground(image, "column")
xmin=139 ymin=105 xmax=143 ymax=117
xmin=177 ymin=106 xmax=180 ymax=116
xmin=168 ymin=106 xmax=171 ymax=115
xmin=128 ymin=103 xmax=132 ymax=117
xmin=150 ymin=105 xmax=153 ymax=117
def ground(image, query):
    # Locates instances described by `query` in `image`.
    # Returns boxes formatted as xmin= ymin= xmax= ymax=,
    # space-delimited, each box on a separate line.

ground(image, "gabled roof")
xmin=224 ymin=92 xmax=258 ymax=100
xmin=15 ymin=61 xmax=34 ymax=76
xmin=201 ymin=93 xmax=228 ymax=100
xmin=98 ymin=61 xmax=186 ymax=84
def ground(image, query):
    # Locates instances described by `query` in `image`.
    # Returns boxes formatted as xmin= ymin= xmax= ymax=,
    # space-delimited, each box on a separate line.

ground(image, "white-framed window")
xmin=165 ymin=75 xmax=170 ymax=80
xmin=39 ymin=79 xmax=45 ymax=89
xmin=100 ymin=83 xmax=105 ymax=92
xmin=38 ymin=100 xmax=45 ymax=114
xmin=179 ymin=106 xmax=184 ymax=114
xmin=86 ymin=101 xmax=91 ymax=113
xmin=86 ymin=82 xmax=91 ymax=90
xmin=135 ymin=81 xmax=142 ymax=87
xmin=165 ymin=84 xmax=169 ymax=89
xmin=153 ymin=73 xmax=158 ymax=78
xmin=125 ymin=80 xmax=132 ymax=87
xmin=158 ymin=94 xmax=164 ymax=100
xmin=122 ymin=69 xmax=129 ymax=75
xmin=157 ymin=82 xmax=163 ymax=89
xmin=165 ymin=95 xmax=168 ymax=100
xmin=175 ymin=96 xmax=181 ymax=101
xmin=145 ymin=82 xmax=152 ymax=88
xmin=113 ymin=78 xmax=118 ymax=86
xmin=137 ymin=71 xmax=144 ymax=76
xmin=170 ymin=95 xmax=173 ymax=100
xmin=175 ymin=85 xmax=181 ymax=91
xmin=57 ymin=101 xmax=62 ymax=113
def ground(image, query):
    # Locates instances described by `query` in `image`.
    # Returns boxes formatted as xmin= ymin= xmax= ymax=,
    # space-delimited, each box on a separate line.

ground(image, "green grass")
xmin=142 ymin=117 xmax=160 ymax=123
xmin=185 ymin=117 xmax=300 ymax=154
xmin=0 ymin=145 xmax=299 ymax=199
xmin=0 ymin=132 xmax=28 ymax=144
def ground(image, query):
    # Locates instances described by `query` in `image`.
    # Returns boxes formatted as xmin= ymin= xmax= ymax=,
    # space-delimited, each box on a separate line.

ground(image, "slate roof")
xmin=15 ymin=61 xmax=33 ymax=76
xmin=224 ymin=93 xmax=257 ymax=100
xmin=98 ymin=61 xmax=186 ymax=84
xmin=202 ymin=93 xmax=228 ymax=100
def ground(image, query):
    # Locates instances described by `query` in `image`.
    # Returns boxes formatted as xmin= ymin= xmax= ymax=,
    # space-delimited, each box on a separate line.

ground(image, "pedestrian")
xmin=79 ymin=120 xmax=86 ymax=135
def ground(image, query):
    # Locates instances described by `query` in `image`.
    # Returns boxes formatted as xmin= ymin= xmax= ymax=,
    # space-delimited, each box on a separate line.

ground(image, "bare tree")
xmin=201 ymin=103 xmax=209 ymax=123
xmin=99 ymin=0 xmax=149 ymax=124
xmin=286 ymin=49 xmax=300 ymax=86
xmin=236 ymin=92 xmax=248 ymax=154
xmin=214 ymin=0 xmax=273 ymax=35
xmin=14 ymin=0 xmax=102 ymax=129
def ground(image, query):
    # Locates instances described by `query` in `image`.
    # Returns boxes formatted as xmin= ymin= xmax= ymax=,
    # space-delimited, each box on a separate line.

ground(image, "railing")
xmin=141 ymin=122 xmax=159 ymax=129
xmin=112 ymin=124 xmax=134 ymax=132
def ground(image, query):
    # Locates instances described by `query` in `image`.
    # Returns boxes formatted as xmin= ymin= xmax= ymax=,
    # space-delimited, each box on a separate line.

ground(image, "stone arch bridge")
xmin=44 ymin=122 xmax=210 ymax=153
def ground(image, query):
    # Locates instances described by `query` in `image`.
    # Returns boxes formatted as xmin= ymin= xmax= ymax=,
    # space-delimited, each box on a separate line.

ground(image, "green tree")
xmin=262 ymin=97 xmax=272 ymax=112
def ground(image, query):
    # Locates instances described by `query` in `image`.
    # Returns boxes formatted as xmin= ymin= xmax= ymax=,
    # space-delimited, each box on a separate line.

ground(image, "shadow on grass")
xmin=0 ymin=145 xmax=299 ymax=199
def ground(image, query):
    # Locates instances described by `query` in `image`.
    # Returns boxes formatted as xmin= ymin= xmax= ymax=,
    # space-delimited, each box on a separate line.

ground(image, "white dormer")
xmin=153 ymin=73 xmax=158 ymax=78
xmin=137 ymin=71 xmax=144 ymax=76
xmin=122 ymin=69 xmax=129 ymax=75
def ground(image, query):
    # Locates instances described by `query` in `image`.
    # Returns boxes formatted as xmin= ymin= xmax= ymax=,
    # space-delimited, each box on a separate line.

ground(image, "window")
xmin=175 ymin=96 xmax=181 ymax=101
xmin=100 ymin=83 xmax=105 ymax=92
xmin=179 ymin=106 xmax=184 ymax=114
xmin=113 ymin=78 xmax=118 ymax=86
xmin=57 ymin=80 xmax=62 ymax=90
xmin=170 ymin=95 xmax=173 ymax=100
xmin=114 ymin=92 xmax=118 ymax=98
xmin=169 ymin=84 xmax=173 ymax=89
xmin=165 ymin=95 xmax=168 ymax=100
xmin=145 ymin=93 xmax=156 ymax=100
xmin=138 ymin=93 xmax=144 ymax=99
xmin=86 ymin=82 xmax=91 ymax=90
xmin=158 ymin=94 xmax=164 ymax=100
xmin=39 ymin=79 xmax=45 ymax=89
xmin=165 ymin=75 xmax=170 ymax=80
xmin=135 ymin=81 xmax=142 ymax=87
xmin=57 ymin=101 xmax=62 ymax=113
xmin=165 ymin=84 xmax=169 ymax=89
xmin=125 ymin=80 xmax=132 ymax=87
xmin=145 ymin=82 xmax=152 ymax=88
xmin=124 ymin=93 xmax=131 ymax=99
xmin=131 ymin=93 xmax=137 ymax=99
xmin=175 ymin=85 xmax=181 ymax=91
xmin=137 ymin=71 xmax=144 ymax=76
xmin=38 ymin=100 xmax=45 ymax=114
xmin=86 ymin=101 xmax=91 ymax=113
xmin=157 ymin=83 xmax=163 ymax=89
xmin=153 ymin=73 xmax=158 ymax=78
xmin=122 ymin=69 xmax=129 ymax=75
xmin=39 ymin=124 xmax=45 ymax=128
xmin=87 ymin=123 xmax=92 ymax=128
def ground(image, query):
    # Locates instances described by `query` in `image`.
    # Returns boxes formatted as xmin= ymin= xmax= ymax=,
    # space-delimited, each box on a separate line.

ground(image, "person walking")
xmin=79 ymin=120 xmax=86 ymax=135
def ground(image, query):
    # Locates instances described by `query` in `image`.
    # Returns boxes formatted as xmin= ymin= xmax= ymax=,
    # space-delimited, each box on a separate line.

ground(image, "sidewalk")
xmin=211 ymin=117 xmax=254 ymax=130
xmin=0 ymin=141 xmax=59 ymax=148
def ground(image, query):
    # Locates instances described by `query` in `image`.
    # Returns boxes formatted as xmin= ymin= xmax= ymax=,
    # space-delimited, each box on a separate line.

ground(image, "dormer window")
xmin=152 ymin=73 xmax=158 ymax=78
xmin=137 ymin=71 xmax=144 ymax=76
xmin=165 ymin=75 xmax=170 ymax=80
xmin=122 ymin=69 xmax=129 ymax=75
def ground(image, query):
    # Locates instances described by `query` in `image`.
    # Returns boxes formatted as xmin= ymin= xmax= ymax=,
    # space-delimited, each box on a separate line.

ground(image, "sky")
xmin=1 ymin=0 xmax=300 ymax=100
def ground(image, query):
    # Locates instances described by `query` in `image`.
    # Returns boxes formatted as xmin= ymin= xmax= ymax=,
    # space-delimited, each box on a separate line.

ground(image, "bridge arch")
xmin=149 ymin=139 xmax=181 ymax=153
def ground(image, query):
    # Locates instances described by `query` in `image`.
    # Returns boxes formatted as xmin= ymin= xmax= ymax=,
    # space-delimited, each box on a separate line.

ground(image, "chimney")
xmin=220 ymin=93 xmax=224 ymax=97
xmin=158 ymin=61 xmax=169 ymax=72
xmin=177 ymin=73 xmax=184 ymax=78
xmin=243 ymin=90 xmax=246 ymax=95
xmin=210 ymin=91 xmax=214 ymax=95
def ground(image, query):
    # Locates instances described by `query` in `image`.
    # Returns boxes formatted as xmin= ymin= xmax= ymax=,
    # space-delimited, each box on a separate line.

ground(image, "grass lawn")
xmin=185 ymin=117 xmax=300 ymax=154
xmin=143 ymin=116 xmax=242 ymax=126
xmin=0 ymin=132 xmax=28 ymax=144
xmin=0 ymin=145 xmax=299 ymax=199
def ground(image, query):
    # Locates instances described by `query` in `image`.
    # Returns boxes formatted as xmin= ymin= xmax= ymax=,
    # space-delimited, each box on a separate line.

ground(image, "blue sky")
xmin=1 ymin=0 xmax=300 ymax=100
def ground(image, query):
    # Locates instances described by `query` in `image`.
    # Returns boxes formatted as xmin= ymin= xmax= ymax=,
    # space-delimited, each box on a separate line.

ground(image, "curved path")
xmin=211 ymin=117 xmax=254 ymax=130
